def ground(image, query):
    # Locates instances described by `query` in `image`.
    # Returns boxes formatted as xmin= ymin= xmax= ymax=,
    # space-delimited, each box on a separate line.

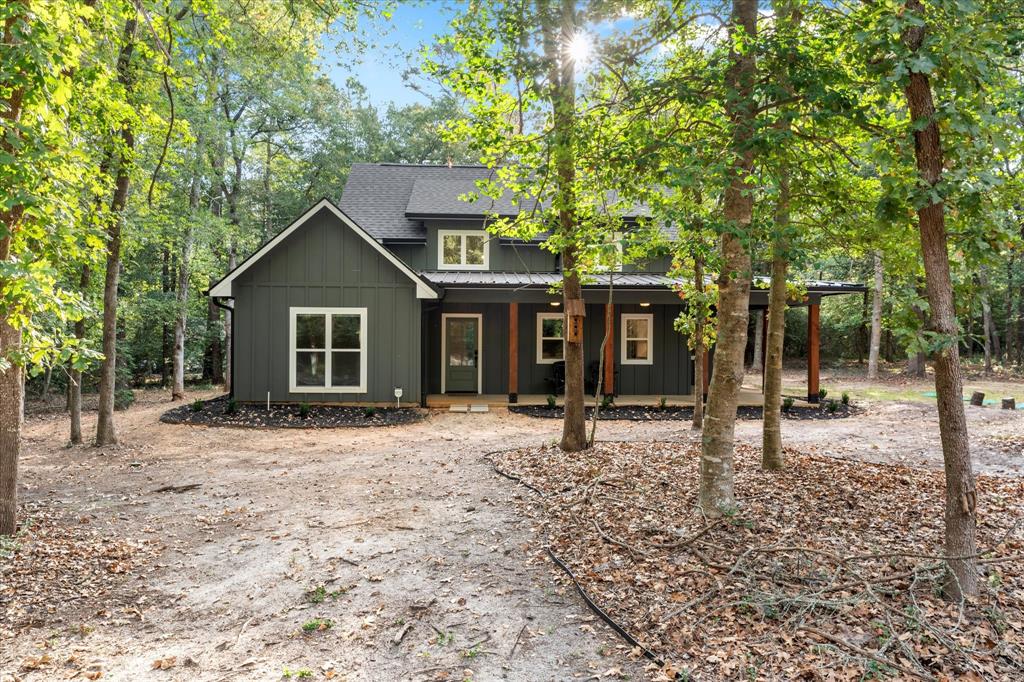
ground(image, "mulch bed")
xmin=160 ymin=395 xmax=427 ymax=428
xmin=491 ymin=440 xmax=1024 ymax=681
xmin=510 ymin=402 xmax=857 ymax=421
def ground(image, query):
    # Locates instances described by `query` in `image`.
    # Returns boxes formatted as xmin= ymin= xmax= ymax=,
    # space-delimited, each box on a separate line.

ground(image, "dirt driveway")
xmin=2 ymin=391 xmax=1022 ymax=681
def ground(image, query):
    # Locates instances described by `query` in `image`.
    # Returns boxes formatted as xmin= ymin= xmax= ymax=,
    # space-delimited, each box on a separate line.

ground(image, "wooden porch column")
xmin=508 ymin=302 xmax=518 ymax=403
xmin=807 ymin=303 xmax=820 ymax=403
xmin=603 ymin=303 xmax=614 ymax=395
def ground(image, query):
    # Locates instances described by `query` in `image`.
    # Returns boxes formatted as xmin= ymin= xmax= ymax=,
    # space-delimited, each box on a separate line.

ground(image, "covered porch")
xmin=425 ymin=389 xmax=766 ymax=408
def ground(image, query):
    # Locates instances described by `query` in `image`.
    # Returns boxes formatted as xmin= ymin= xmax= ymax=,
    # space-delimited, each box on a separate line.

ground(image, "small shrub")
xmin=299 ymin=402 xmax=311 ymax=419
xmin=302 ymin=617 xmax=332 ymax=632
xmin=782 ymin=397 xmax=794 ymax=413
xmin=114 ymin=388 xmax=135 ymax=411
xmin=305 ymin=585 xmax=327 ymax=604
xmin=600 ymin=394 xmax=614 ymax=409
xmin=190 ymin=398 xmax=204 ymax=413
xmin=818 ymin=387 xmax=828 ymax=400
xmin=546 ymin=394 xmax=557 ymax=409
xmin=841 ymin=392 xmax=850 ymax=405
xmin=364 ymin=406 xmax=377 ymax=418
xmin=225 ymin=398 xmax=238 ymax=414
xmin=658 ymin=396 xmax=668 ymax=410
xmin=827 ymin=399 xmax=839 ymax=413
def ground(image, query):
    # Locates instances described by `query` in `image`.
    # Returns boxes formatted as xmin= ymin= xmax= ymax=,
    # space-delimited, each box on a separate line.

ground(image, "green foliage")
xmin=600 ymin=394 xmax=614 ymax=410
xmin=226 ymin=398 xmax=238 ymax=415
xmin=658 ymin=396 xmax=668 ymax=410
xmin=782 ymin=397 xmax=795 ymax=413
xmin=546 ymin=395 xmax=557 ymax=409
xmin=115 ymin=389 xmax=136 ymax=412
xmin=302 ymin=618 xmax=332 ymax=633
xmin=191 ymin=398 xmax=205 ymax=413
xmin=299 ymin=402 xmax=311 ymax=419
xmin=818 ymin=388 xmax=828 ymax=400
xmin=363 ymin=406 xmax=377 ymax=418
xmin=841 ymin=392 xmax=850 ymax=406
xmin=827 ymin=399 xmax=839 ymax=414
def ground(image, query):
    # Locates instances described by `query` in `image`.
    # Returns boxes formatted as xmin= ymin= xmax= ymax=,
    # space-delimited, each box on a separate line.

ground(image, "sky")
xmin=321 ymin=1 xmax=461 ymax=108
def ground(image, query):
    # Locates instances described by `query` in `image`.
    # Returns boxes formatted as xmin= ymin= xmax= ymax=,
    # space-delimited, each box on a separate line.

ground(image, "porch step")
xmin=447 ymin=404 xmax=491 ymax=413
xmin=448 ymin=405 xmax=469 ymax=413
xmin=470 ymin=404 xmax=489 ymax=413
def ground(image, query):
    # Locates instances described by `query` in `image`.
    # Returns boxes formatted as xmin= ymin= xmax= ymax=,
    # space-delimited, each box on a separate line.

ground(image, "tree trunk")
xmin=751 ymin=310 xmax=763 ymax=371
xmin=539 ymin=0 xmax=586 ymax=452
xmin=96 ymin=15 xmax=139 ymax=446
xmin=700 ymin=0 xmax=757 ymax=515
xmin=0 ymin=317 xmax=22 ymax=536
xmin=69 ymin=265 xmax=91 ymax=444
xmin=762 ymin=252 xmax=788 ymax=470
xmin=867 ymin=251 xmax=883 ymax=379
xmin=161 ymin=248 xmax=171 ymax=387
xmin=1006 ymin=254 xmax=1017 ymax=364
xmin=902 ymin=0 xmax=978 ymax=599
xmin=172 ymin=140 xmax=202 ymax=400
xmin=979 ymin=277 xmax=993 ymax=373
xmin=692 ymin=257 xmax=705 ymax=430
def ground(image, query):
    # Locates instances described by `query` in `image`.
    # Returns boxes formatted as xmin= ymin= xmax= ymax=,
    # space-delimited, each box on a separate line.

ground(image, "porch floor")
xmin=425 ymin=388 xmax=766 ymax=408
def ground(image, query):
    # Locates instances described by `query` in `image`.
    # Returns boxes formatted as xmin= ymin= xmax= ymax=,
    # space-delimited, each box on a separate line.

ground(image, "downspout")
xmin=210 ymin=294 xmax=235 ymax=398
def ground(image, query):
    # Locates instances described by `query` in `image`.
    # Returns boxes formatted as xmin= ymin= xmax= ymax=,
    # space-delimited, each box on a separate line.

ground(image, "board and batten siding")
xmin=232 ymin=207 xmax=421 ymax=403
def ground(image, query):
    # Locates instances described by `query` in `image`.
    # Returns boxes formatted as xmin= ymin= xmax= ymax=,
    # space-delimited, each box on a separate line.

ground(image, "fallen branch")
xmin=799 ymin=625 xmax=934 ymax=681
xmin=152 ymin=483 xmax=201 ymax=493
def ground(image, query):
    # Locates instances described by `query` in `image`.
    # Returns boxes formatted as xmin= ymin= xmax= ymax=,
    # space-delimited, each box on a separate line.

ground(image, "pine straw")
xmin=492 ymin=440 xmax=1024 ymax=681
xmin=0 ymin=502 xmax=159 ymax=639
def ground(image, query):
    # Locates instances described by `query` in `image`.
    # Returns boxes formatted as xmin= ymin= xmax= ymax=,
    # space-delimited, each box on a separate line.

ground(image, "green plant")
xmin=296 ymin=670 xmax=312 ymax=679
xmin=225 ymin=398 xmax=238 ymax=415
xmin=302 ymin=617 xmax=332 ymax=632
xmin=782 ymin=396 xmax=794 ymax=413
xmin=600 ymin=394 xmax=614 ymax=409
xmin=658 ymin=396 xmax=667 ymax=409
xmin=827 ymin=399 xmax=839 ymax=413
xmin=364 ymin=406 xmax=377 ymax=418
xmin=114 ymin=388 xmax=135 ymax=411
xmin=305 ymin=586 xmax=327 ymax=604
xmin=190 ymin=398 xmax=204 ymax=413
xmin=818 ymin=387 xmax=828 ymax=400
xmin=546 ymin=394 xmax=557 ymax=409
xmin=299 ymin=402 xmax=311 ymax=419
xmin=841 ymin=392 xmax=850 ymax=405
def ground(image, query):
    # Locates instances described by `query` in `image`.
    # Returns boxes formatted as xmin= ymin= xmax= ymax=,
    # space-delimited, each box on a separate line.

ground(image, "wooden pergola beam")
xmin=508 ymin=302 xmax=518 ymax=403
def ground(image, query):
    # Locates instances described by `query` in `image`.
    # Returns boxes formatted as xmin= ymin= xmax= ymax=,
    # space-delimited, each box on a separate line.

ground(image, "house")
xmin=209 ymin=163 xmax=865 ymax=406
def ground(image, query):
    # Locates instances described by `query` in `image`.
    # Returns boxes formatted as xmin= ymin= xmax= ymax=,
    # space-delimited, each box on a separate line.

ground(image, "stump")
xmin=1001 ymin=397 xmax=1016 ymax=410
xmin=970 ymin=391 xmax=985 ymax=406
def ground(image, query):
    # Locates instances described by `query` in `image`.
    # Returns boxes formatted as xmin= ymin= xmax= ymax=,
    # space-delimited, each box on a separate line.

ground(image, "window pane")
xmin=541 ymin=317 xmax=564 ymax=338
xmin=331 ymin=314 xmax=360 ymax=349
xmin=542 ymin=339 xmax=564 ymax=360
xmin=626 ymin=318 xmax=648 ymax=339
xmin=627 ymin=339 xmax=649 ymax=360
xmin=443 ymin=234 xmax=462 ymax=264
xmin=447 ymin=319 xmax=477 ymax=366
xmin=465 ymin=235 xmax=485 ymax=265
xmin=296 ymin=351 xmax=326 ymax=385
xmin=296 ymin=315 xmax=325 ymax=349
xmin=331 ymin=351 xmax=360 ymax=387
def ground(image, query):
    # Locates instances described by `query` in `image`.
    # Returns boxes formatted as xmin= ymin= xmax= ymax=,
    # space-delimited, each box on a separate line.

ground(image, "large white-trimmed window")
xmin=438 ymin=229 xmax=489 ymax=270
xmin=536 ymin=313 xmax=565 ymax=364
xmin=621 ymin=313 xmax=653 ymax=365
xmin=289 ymin=307 xmax=367 ymax=393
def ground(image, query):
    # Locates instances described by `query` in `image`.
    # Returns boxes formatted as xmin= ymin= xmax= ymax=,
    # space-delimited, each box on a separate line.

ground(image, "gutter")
xmin=207 ymin=291 xmax=235 ymax=399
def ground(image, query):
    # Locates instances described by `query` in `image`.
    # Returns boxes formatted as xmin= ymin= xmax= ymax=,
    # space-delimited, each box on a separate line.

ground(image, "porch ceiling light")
xmin=550 ymin=301 xmax=561 ymax=307
xmin=640 ymin=302 xmax=651 ymax=307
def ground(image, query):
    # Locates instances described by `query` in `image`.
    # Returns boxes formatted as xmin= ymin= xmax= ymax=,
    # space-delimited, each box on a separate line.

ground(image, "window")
xmin=438 ymin=229 xmax=489 ymax=270
xmin=289 ymin=307 xmax=367 ymax=392
xmin=536 ymin=313 xmax=565 ymax=363
xmin=621 ymin=313 xmax=653 ymax=365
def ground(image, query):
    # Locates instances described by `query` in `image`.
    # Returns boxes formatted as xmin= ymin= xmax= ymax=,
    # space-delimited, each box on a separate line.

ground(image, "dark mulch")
xmin=510 ymin=401 xmax=857 ymax=421
xmin=160 ymin=395 xmax=427 ymax=428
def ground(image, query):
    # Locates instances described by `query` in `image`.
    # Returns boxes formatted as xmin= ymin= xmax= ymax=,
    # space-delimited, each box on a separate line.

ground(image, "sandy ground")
xmin=2 ymin=380 xmax=1023 ymax=682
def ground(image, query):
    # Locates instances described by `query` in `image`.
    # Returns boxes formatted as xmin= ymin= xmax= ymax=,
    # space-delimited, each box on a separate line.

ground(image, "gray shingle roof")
xmin=406 ymin=176 xmax=535 ymax=217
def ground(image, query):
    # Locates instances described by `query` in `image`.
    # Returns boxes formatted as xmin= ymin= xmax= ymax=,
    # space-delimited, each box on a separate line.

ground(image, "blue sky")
xmin=321 ymin=1 xmax=460 ymax=108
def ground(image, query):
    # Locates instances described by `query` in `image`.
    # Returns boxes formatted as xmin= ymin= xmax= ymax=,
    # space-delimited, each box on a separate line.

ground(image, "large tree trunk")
xmin=700 ymin=0 xmax=757 ymax=515
xmin=1006 ymin=254 xmax=1017 ymax=364
xmin=762 ymin=252 xmax=788 ymax=470
xmin=902 ymin=0 xmax=978 ymax=599
xmin=979 ymin=276 xmax=994 ymax=373
xmin=160 ymin=248 xmax=171 ymax=387
xmin=691 ymin=257 xmax=705 ymax=431
xmin=96 ymin=15 xmax=138 ymax=446
xmin=69 ymin=265 xmax=91 ymax=444
xmin=172 ymin=141 xmax=202 ymax=400
xmin=539 ymin=0 xmax=587 ymax=452
xmin=867 ymin=251 xmax=883 ymax=379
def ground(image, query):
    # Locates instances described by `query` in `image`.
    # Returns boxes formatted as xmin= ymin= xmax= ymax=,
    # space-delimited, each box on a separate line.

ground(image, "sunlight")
xmin=566 ymin=31 xmax=592 ymax=65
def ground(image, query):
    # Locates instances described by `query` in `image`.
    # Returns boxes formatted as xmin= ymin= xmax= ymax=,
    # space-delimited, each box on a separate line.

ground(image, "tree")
xmin=867 ymin=251 xmax=883 ymax=378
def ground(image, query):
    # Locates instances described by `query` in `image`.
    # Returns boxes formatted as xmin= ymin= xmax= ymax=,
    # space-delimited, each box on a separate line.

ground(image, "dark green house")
xmin=209 ymin=163 xmax=864 ymax=406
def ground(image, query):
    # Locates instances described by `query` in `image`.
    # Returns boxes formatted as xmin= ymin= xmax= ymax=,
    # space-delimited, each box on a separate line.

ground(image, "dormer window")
xmin=438 ymin=229 xmax=489 ymax=270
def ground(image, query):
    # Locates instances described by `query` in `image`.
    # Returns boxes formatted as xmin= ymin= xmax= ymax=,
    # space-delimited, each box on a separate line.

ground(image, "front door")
xmin=444 ymin=315 xmax=480 ymax=393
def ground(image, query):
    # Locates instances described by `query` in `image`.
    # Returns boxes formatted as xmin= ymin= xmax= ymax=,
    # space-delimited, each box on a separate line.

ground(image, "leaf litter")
xmin=492 ymin=439 xmax=1024 ymax=680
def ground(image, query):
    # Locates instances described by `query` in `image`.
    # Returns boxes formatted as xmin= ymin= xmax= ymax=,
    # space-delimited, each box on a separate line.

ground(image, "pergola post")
xmin=603 ymin=303 xmax=615 ymax=395
xmin=508 ymin=302 xmax=518 ymax=403
xmin=807 ymin=302 xmax=820 ymax=403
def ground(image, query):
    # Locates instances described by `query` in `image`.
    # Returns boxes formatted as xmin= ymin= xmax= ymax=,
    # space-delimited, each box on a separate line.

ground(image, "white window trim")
xmin=536 ymin=312 xmax=566 ymax=364
xmin=437 ymin=229 xmax=490 ymax=270
xmin=440 ymin=313 xmax=483 ymax=394
xmin=621 ymin=313 xmax=653 ymax=365
xmin=289 ymin=307 xmax=368 ymax=393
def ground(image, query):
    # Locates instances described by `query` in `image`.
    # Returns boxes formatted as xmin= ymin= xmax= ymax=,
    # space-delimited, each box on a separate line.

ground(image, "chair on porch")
xmin=545 ymin=360 xmax=565 ymax=395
